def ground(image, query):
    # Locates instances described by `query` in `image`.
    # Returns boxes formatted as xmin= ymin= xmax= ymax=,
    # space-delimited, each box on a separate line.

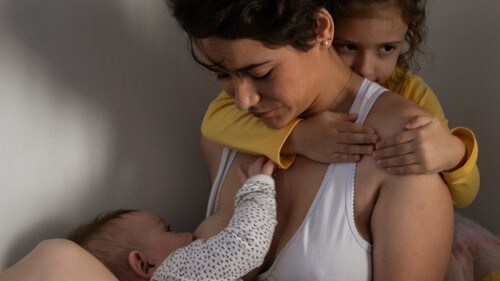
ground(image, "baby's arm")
xmin=151 ymin=159 xmax=276 ymax=281
xmin=201 ymin=92 xmax=378 ymax=168
xmin=376 ymin=72 xmax=479 ymax=207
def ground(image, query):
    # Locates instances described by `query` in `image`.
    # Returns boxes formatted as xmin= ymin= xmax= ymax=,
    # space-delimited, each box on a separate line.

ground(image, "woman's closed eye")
xmin=249 ymin=69 xmax=273 ymax=81
xmin=215 ymin=72 xmax=231 ymax=81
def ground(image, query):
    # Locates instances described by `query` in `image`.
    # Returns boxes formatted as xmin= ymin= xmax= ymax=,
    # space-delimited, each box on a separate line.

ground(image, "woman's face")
xmin=333 ymin=5 xmax=408 ymax=84
xmin=199 ymin=37 xmax=326 ymax=129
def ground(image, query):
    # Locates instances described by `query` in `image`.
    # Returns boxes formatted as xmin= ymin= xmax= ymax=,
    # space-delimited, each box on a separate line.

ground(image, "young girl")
xmin=201 ymin=0 xmax=479 ymax=208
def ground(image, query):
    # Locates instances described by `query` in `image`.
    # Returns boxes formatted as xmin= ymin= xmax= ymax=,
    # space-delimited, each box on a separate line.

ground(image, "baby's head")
xmin=332 ymin=0 xmax=427 ymax=83
xmin=68 ymin=209 xmax=193 ymax=281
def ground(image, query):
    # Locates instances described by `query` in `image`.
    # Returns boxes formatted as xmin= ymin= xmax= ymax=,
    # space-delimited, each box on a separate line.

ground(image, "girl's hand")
xmin=284 ymin=111 xmax=379 ymax=163
xmin=373 ymin=115 xmax=466 ymax=174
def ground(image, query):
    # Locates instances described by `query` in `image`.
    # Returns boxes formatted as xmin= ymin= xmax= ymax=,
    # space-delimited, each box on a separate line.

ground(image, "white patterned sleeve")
xmin=151 ymin=174 xmax=277 ymax=281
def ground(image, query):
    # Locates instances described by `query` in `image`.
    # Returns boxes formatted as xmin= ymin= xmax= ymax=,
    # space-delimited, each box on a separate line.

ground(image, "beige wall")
xmin=418 ymin=0 xmax=500 ymax=234
xmin=0 ymin=0 xmax=218 ymax=269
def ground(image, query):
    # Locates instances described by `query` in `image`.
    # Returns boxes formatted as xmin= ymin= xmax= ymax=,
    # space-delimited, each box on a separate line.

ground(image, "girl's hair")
xmin=67 ymin=209 xmax=139 ymax=281
xmin=167 ymin=0 xmax=334 ymax=67
xmin=332 ymin=0 xmax=427 ymax=71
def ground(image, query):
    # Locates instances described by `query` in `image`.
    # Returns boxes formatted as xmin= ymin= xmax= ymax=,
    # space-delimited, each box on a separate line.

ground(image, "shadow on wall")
xmin=0 ymin=0 xmax=217 ymax=268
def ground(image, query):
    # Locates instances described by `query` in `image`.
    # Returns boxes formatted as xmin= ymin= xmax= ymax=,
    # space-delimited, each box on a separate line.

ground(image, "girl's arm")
xmin=201 ymin=92 xmax=377 ymax=168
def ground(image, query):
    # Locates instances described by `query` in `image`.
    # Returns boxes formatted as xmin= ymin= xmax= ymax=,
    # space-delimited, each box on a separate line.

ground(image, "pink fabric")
xmin=445 ymin=214 xmax=500 ymax=281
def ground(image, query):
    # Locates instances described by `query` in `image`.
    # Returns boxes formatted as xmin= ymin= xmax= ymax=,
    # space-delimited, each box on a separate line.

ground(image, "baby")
xmin=68 ymin=157 xmax=276 ymax=281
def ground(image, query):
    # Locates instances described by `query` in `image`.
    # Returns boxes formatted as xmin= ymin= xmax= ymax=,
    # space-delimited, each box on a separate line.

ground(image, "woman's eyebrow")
xmin=235 ymin=61 xmax=271 ymax=73
xmin=208 ymin=60 xmax=271 ymax=74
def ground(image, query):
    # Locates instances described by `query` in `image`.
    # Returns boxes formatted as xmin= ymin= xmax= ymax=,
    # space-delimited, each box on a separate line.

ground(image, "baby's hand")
xmin=248 ymin=157 xmax=275 ymax=177
xmin=285 ymin=111 xmax=379 ymax=163
xmin=237 ymin=157 xmax=275 ymax=182
xmin=373 ymin=115 xmax=466 ymax=174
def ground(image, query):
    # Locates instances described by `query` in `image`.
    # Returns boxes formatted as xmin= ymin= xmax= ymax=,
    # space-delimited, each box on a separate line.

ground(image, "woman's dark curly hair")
xmin=332 ymin=0 xmax=427 ymax=71
xmin=168 ymin=0 xmax=334 ymax=67
xmin=168 ymin=0 xmax=426 ymax=72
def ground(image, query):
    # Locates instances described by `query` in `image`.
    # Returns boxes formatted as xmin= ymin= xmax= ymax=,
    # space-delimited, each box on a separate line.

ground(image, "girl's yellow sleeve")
xmin=201 ymin=92 xmax=300 ymax=169
xmin=483 ymin=270 xmax=500 ymax=281
xmin=385 ymin=70 xmax=480 ymax=208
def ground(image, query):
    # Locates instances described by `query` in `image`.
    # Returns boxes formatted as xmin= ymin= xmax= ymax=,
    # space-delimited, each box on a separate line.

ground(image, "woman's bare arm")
xmin=368 ymin=93 xmax=454 ymax=280
xmin=0 ymin=239 xmax=117 ymax=281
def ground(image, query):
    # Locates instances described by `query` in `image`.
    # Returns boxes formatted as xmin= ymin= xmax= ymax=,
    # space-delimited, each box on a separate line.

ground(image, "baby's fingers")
xmin=261 ymin=158 xmax=275 ymax=177
xmin=248 ymin=157 xmax=273 ymax=177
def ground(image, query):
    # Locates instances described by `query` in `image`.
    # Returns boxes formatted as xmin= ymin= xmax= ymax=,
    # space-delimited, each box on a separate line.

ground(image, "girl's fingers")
xmin=339 ymin=132 xmax=379 ymax=144
xmin=375 ymin=154 xmax=418 ymax=169
xmin=340 ymin=144 xmax=374 ymax=155
xmin=373 ymin=143 xmax=414 ymax=159
xmin=405 ymin=115 xmax=434 ymax=130
xmin=337 ymin=122 xmax=376 ymax=134
xmin=375 ymin=130 xmax=415 ymax=150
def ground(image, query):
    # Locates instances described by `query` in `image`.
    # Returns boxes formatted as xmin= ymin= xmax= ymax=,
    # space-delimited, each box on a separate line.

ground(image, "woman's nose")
xmin=233 ymin=79 xmax=260 ymax=111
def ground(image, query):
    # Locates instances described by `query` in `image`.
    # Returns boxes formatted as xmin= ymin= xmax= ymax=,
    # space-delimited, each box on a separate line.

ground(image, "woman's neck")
xmin=315 ymin=53 xmax=363 ymax=115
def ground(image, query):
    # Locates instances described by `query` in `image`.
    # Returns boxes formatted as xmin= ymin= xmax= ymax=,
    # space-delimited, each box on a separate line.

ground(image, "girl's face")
xmin=200 ymin=37 xmax=328 ymax=129
xmin=334 ymin=5 xmax=408 ymax=84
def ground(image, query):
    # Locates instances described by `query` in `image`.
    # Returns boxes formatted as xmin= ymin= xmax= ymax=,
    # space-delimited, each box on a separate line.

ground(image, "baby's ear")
xmin=128 ymin=250 xmax=157 ymax=279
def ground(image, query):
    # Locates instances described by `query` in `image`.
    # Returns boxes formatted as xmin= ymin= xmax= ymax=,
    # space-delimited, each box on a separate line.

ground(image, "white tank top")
xmin=206 ymin=79 xmax=387 ymax=281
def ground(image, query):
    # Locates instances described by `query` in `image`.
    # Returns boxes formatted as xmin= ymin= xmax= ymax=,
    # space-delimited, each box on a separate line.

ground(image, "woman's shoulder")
xmin=366 ymin=90 xmax=429 ymax=139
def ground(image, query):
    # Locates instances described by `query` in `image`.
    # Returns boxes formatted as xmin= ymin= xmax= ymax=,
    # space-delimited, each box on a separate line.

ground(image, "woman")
xmin=174 ymin=0 xmax=454 ymax=280
xmin=1 ymin=0 xmax=453 ymax=280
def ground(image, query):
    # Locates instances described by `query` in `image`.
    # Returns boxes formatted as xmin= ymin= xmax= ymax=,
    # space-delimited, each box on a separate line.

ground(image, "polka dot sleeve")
xmin=151 ymin=174 xmax=277 ymax=281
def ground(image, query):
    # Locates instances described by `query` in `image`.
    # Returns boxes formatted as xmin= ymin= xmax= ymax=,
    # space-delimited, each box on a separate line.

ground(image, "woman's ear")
xmin=128 ymin=250 xmax=157 ymax=279
xmin=316 ymin=8 xmax=335 ymax=48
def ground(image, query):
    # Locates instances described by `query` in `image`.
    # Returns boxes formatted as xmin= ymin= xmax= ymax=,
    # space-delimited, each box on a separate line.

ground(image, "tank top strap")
xmin=349 ymin=79 xmax=388 ymax=125
xmin=205 ymin=147 xmax=238 ymax=217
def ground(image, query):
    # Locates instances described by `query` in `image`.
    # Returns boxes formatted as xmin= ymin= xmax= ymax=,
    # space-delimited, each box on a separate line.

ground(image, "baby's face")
xmin=124 ymin=211 xmax=194 ymax=264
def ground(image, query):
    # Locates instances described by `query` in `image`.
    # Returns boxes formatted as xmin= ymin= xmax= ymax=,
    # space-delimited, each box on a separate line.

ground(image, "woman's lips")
xmin=251 ymin=108 xmax=275 ymax=119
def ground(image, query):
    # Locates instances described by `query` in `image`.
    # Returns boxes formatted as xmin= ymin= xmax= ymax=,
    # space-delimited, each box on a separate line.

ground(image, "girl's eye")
xmin=334 ymin=43 xmax=357 ymax=52
xmin=251 ymin=70 xmax=273 ymax=81
xmin=379 ymin=45 xmax=396 ymax=54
